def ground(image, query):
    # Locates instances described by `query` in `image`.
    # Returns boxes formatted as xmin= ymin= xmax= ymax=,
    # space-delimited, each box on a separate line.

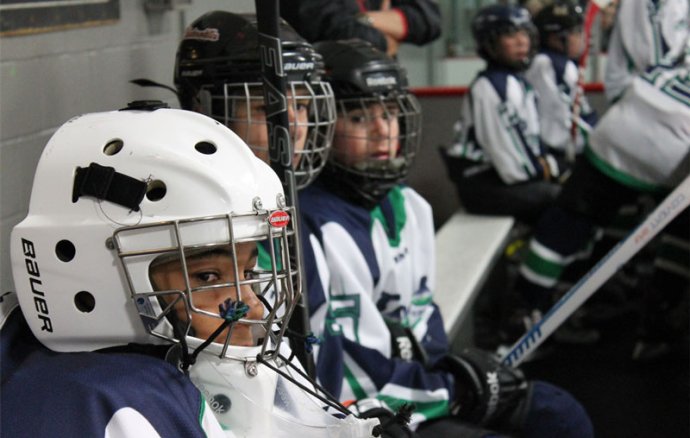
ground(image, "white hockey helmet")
xmin=10 ymin=103 xmax=301 ymax=362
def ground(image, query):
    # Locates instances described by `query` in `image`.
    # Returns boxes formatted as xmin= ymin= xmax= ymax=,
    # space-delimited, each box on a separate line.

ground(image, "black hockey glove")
xmin=348 ymin=398 xmax=417 ymax=438
xmin=384 ymin=318 xmax=430 ymax=366
xmin=434 ymin=348 xmax=532 ymax=432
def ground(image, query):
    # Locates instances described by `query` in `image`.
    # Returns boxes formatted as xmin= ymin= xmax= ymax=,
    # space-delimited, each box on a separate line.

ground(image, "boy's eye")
xmin=194 ymin=271 xmax=221 ymax=283
xmin=381 ymin=110 xmax=398 ymax=121
xmin=349 ymin=114 xmax=366 ymax=124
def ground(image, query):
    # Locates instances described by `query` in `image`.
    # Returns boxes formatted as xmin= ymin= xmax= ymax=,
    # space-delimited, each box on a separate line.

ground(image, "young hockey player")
xmin=300 ymin=38 xmax=594 ymax=437
xmin=525 ymin=1 xmax=597 ymax=158
xmin=604 ymin=0 xmax=689 ymax=102
xmin=1 ymin=106 xmax=381 ymax=437
xmin=517 ymin=48 xmax=690 ymax=358
xmin=442 ymin=5 xmax=564 ymax=226
xmin=174 ymin=11 xmax=336 ymax=190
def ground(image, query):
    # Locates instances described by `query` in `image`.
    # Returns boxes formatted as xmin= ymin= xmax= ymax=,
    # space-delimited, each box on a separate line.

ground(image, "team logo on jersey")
xmin=183 ymin=26 xmax=220 ymax=42
xmin=268 ymin=210 xmax=290 ymax=228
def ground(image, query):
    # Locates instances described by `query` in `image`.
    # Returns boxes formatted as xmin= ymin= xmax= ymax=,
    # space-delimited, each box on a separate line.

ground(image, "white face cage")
xmin=112 ymin=203 xmax=301 ymax=362
xmin=199 ymin=81 xmax=336 ymax=189
xmin=331 ymin=93 xmax=422 ymax=179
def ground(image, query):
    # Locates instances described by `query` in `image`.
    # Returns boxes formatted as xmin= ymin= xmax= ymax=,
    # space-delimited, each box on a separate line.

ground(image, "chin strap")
xmin=284 ymin=328 xmax=320 ymax=358
xmin=177 ymin=299 xmax=250 ymax=372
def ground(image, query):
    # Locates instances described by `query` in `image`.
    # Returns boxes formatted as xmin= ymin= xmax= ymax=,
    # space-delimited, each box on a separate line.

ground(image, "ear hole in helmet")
xmin=74 ymin=291 xmax=96 ymax=313
xmin=55 ymin=239 xmax=76 ymax=262
xmin=194 ymin=141 xmax=217 ymax=155
xmin=103 ymin=139 xmax=124 ymax=156
xmin=146 ymin=180 xmax=167 ymax=202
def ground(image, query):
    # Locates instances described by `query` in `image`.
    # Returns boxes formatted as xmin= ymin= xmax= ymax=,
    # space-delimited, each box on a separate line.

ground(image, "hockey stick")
xmin=502 ymin=173 xmax=690 ymax=367
xmin=255 ymin=0 xmax=316 ymax=378
xmin=568 ymin=0 xmax=611 ymax=162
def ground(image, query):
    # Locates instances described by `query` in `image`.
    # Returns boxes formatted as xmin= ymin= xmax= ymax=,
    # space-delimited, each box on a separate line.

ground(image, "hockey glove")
xmin=384 ymin=318 xmax=429 ymax=366
xmin=435 ymin=348 xmax=532 ymax=432
xmin=346 ymin=398 xmax=416 ymax=438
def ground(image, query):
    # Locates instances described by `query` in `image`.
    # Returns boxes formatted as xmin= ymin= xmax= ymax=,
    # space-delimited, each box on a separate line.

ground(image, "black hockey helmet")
xmin=534 ymin=1 xmax=584 ymax=53
xmin=174 ymin=11 xmax=336 ymax=189
xmin=314 ymin=39 xmax=422 ymax=208
xmin=175 ymin=11 xmax=324 ymax=108
xmin=534 ymin=1 xmax=584 ymax=36
xmin=471 ymin=4 xmax=536 ymax=70
xmin=317 ymin=39 xmax=408 ymax=99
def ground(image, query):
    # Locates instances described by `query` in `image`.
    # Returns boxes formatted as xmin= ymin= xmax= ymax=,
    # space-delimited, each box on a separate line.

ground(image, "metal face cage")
xmin=331 ymin=92 xmax=422 ymax=180
xmin=199 ymin=81 xmax=336 ymax=189
xmin=112 ymin=204 xmax=301 ymax=361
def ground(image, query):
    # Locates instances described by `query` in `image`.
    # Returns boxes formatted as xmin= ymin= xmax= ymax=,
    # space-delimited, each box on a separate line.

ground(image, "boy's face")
xmin=545 ymin=27 xmax=584 ymax=60
xmin=498 ymin=29 xmax=531 ymax=65
xmin=566 ymin=28 xmax=585 ymax=60
xmin=332 ymin=102 xmax=400 ymax=166
xmin=229 ymin=89 xmax=310 ymax=165
xmin=149 ymin=244 xmax=263 ymax=347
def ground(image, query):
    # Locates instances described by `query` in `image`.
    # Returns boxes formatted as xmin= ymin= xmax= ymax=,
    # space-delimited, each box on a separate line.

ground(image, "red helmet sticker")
xmin=183 ymin=27 xmax=220 ymax=42
xmin=268 ymin=210 xmax=290 ymax=228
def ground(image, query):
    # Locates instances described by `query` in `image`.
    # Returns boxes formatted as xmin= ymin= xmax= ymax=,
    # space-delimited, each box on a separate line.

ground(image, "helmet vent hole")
xmin=55 ymin=240 xmax=76 ymax=262
xmin=146 ymin=180 xmax=167 ymax=202
xmin=74 ymin=291 xmax=96 ymax=313
xmin=103 ymin=139 xmax=124 ymax=156
xmin=195 ymin=141 xmax=217 ymax=155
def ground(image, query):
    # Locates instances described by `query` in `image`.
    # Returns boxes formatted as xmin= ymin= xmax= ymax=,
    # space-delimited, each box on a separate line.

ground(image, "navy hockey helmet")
xmin=174 ymin=11 xmax=336 ymax=189
xmin=314 ymin=39 xmax=422 ymax=208
xmin=472 ymin=4 xmax=536 ymax=70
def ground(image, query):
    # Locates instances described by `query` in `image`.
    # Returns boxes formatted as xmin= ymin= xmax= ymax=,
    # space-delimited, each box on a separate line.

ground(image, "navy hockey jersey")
xmin=1 ymin=298 xmax=225 ymax=437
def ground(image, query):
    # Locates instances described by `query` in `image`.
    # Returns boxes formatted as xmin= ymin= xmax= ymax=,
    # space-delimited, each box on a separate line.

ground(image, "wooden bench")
xmin=434 ymin=212 xmax=514 ymax=349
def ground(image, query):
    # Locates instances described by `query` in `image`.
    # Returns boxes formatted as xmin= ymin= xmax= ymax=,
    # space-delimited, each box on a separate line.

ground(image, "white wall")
xmin=0 ymin=0 xmax=254 ymax=293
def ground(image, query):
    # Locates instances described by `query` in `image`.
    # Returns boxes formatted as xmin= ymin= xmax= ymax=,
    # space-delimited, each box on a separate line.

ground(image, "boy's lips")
xmin=371 ymin=150 xmax=397 ymax=159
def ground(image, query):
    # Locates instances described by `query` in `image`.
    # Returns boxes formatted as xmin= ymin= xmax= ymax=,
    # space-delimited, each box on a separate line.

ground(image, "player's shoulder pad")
xmin=0 ymin=291 xmax=19 ymax=331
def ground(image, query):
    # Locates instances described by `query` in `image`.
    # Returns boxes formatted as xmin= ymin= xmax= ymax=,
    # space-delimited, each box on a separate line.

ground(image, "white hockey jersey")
xmin=604 ymin=0 xmax=689 ymax=102
xmin=526 ymin=50 xmax=598 ymax=154
xmin=589 ymin=63 xmax=690 ymax=191
xmin=300 ymin=183 xmax=453 ymax=427
xmin=450 ymin=68 xmax=550 ymax=184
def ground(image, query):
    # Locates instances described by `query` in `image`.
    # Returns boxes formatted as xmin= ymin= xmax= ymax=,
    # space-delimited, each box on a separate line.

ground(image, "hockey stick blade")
xmin=502 ymin=173 xmax=690 ymax=367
